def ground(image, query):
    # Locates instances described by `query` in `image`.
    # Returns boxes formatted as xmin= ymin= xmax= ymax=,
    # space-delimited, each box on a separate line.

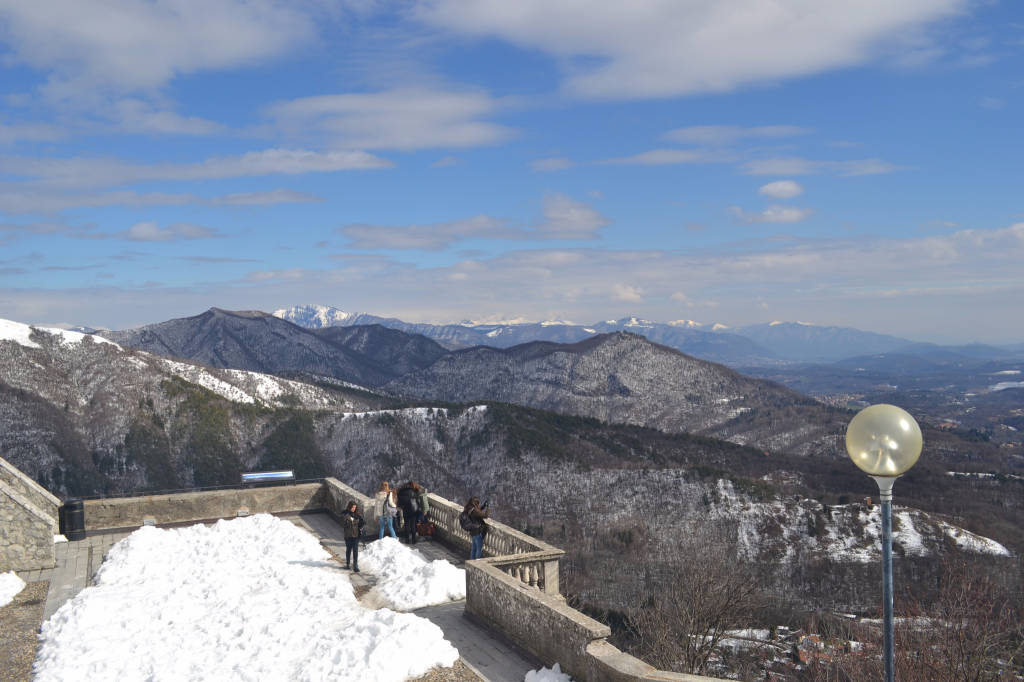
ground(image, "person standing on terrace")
xmin=464 ymin=497 xmax=489 ymax=560
xmin=341 ymin=501 xmax=365 ymax=572
xmin=397 ymin=481 xmax=420 ymax=544
xmin=375 ymin=481 xmax=398 ymax=539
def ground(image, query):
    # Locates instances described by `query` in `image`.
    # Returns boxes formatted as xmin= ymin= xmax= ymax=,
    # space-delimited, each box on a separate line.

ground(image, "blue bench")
xmin=240 ymin=470 xmax=295 ymax=487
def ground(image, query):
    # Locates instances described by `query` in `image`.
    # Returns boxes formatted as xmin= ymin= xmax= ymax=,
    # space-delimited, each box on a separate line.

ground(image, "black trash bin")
xmin=61 ymin=499 xmax=86 ymax=541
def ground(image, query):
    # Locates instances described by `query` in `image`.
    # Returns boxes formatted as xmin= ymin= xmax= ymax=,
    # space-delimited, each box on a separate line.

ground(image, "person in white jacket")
xmin=374 ymin=481 xmax=398 ymax=539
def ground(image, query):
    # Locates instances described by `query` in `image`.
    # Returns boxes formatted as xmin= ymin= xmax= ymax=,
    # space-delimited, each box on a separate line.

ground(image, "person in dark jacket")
xmin=340 ymin=501 xmax=365 ymax=572
xmin=396 ymin=481 xmax=420 ymax=544
xmin=464 ymin=497 xmax=489 ymax=560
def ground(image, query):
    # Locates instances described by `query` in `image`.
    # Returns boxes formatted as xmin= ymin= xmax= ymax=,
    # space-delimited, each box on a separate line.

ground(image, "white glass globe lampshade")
xmin=846 ymin=404 xmax=923 ymax=477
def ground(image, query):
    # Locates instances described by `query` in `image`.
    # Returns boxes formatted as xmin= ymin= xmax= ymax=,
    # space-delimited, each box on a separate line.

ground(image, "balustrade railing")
xmin=426 ymin=493 xmax=563 ymax=595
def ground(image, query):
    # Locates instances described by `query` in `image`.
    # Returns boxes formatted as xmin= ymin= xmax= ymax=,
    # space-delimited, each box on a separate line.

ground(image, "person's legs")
xmin=350 ymin=538 xmax=359 ymax=572
xmin=387 ymin=515 xmax=397 ymax=538
xmin=378 ymin=515 xmax=386 ymax=539
xmin=470 ymin=532 xmax=484 ymax=559
xmin=345 ymin=537 xmax=355 ymax=567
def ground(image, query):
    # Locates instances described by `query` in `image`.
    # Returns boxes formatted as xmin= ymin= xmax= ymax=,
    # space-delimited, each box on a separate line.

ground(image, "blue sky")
xmin=0 ymin=0 xmax=1021 ymax=343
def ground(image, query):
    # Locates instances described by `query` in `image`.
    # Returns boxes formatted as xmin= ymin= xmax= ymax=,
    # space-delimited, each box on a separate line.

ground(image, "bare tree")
xmin=627 ymin=524 xmax=763 ymax=676
xmin=807 ymin=557 xmax=1023 ymax=681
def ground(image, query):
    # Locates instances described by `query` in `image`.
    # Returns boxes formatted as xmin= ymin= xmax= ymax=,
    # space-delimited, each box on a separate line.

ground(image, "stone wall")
xmin=0 ymin=456 xmax=58 ymax=571
xmin=322 ymin=478 xmax=373 ymax=521
xmin=0 ymin=456 xmax=61 ymax=518
xmin=82 ymin=483 xmax=325 ymax=530
xmin=466 ymin=560 xmax=726 ymax=682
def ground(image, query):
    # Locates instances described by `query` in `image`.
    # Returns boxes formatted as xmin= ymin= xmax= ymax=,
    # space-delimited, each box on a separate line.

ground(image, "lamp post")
xmin=845 ymin=404 xmax=922 ymax=682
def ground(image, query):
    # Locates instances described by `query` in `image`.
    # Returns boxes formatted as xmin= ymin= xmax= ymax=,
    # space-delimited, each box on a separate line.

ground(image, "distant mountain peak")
xmin=273 ymin=304 xmax=359 ymax=328
xmin=768 ymin=320 xmax=819 ymax=327
xmin=209 ymin=307 xmax=271 ymax=319
xmin=608 ymin=316 xmax=654 ymax=328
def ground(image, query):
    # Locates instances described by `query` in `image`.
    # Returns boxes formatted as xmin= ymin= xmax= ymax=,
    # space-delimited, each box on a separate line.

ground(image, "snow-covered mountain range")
xmin=0 ymin=314 xmax=1019 ymax=615
xmin=273 ymin=304 xmax=1022 ymax=366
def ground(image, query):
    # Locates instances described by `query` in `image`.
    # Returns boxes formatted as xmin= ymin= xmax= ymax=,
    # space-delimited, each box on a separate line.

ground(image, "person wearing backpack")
xmin=416 ymin=483 xmax=430 ymax=524
xmin=461 ymin=497 xmax=489 ymax=559
xmin=374 ymin=481 xmax=398 ymax=539
xmin=396 ymin=481 xmax=420 ymax=544
xmin=340 ymin=501 xmax=365 ymax=572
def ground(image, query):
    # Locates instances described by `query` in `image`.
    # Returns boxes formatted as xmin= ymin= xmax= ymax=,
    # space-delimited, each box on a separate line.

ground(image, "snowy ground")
xmin=0 ymin=570 xmax=26 ymax=607
xmin=360 ymin=537 xmax=466 ymax=610
xmin=525 ymin=664 xmax=573 ymax=682
xmin=33 ymin=514 xmax=460 ymax=682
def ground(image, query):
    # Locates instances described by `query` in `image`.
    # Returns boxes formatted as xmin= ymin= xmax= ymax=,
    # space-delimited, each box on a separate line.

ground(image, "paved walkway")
xmin=16 ymin=512 xmax=540 ymax=682
xmin=283 ymin=512 xmax=540 ymax=682
xmin=16 ymin=529 xmax=133 ymax=621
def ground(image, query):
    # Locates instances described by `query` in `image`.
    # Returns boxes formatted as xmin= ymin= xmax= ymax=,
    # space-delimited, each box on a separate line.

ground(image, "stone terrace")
xmin=4 ymin=472 xmax=725 ymax=682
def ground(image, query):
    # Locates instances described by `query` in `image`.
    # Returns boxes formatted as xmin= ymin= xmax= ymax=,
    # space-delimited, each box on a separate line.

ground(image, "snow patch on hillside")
xmin=0 ymin=318 xmax=120 ymax=350
xmin=715 ymin=480 xmax=1010 ymax=564
xmin=938 ymin=520 xmax=1011 ymax=556
xmin=162 ymin=360 xmax=256 ymax=404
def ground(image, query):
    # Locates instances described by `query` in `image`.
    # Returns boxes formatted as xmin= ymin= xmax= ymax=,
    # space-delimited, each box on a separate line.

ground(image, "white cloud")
xmin=0 ymin=221 xmax=92 ymax=244
xmin=597 ymin=148 xmax=733 ymax=166
xmin=7 ymin=224 xmax=1024 ymax=342
xmin=1 ymin=148 xmax=393 ymax=189
xmin=431 ymin=156 xmax=461 ymax=168
xmin=531 ymin=157 xmax=573 ymax=172
xmin=267 ymin=89 xmax=513 ymax=150
xmin=731 ymin=205 xmax=814 ymax=224
xmin=336 ymin=195 xmax=610 ymax=250
xmin=211 ymin=189 xmax=323 ymax=206
xmin=111 ymin=99 xmax=224 ymax=135
xmin=339 ymin=216 xmax=516 ymax=251
xmin=118 ymin=222 xmax=219 ymax=242
xmin=0 ymin=187 xmax=323 ymax=214
xmin=612 ymin=284 xmax=644 ymax=303
xmin=536 ymin=194 xmax=609 ymax=239
xmin=0 ymin=0 xmax=317 ymax=97
xmin=758 ymin=180 xmax=804 ymax=199
xmin=664 ymin=125 xmax=809 ymax=145
xmin=416 ymin=0 xmax=968 ymax=99
xmin=743 ymin=157 xmax=903 ymax=176
xmin=0 ymin=121 xmax=65 ymax=145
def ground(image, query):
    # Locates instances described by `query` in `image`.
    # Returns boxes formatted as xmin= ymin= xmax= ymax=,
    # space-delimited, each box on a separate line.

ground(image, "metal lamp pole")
xmin=845 ymin=404 xmax=923 ymax=682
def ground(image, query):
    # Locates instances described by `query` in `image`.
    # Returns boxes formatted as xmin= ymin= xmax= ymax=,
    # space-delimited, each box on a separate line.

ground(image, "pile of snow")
xmin=34 ymin=514 xmax=458 ymax=682
xmin=361 ymin=537 xmax=466 ymax=610
xmin=525 ymin=663 xmax=573 ymax=682
xmin=0 ymin=571 xmax=26 ymax=608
